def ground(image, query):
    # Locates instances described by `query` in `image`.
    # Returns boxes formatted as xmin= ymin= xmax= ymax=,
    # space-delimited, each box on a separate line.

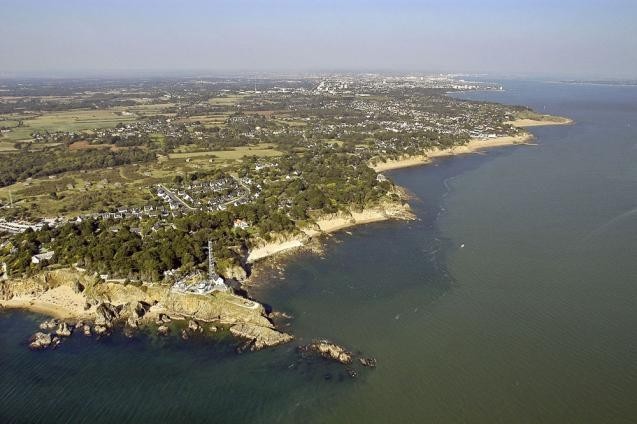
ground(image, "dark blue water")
xmin=2 ymin=80 xmax=637 ymax=423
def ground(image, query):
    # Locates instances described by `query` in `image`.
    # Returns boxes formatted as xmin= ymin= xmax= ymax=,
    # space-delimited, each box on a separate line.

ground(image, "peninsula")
xmin=0 ymin=74 xmax=570 ymax=349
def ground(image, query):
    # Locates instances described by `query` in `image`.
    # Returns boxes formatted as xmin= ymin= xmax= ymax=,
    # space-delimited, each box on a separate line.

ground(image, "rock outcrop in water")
xmin=299 ymin=341 xmax=353 ymax=364
xmin=297 ymin=339 xmax=377 ymax=374
xmin=56 ymin=322 xmax=72 ymax=337
xmin=29 ymin=332 xmax=52 ymax=350
xmin=39 ymin=318 xmax=58 ymax=330
xmin=230 ymin=322 xmax=293 ymax=351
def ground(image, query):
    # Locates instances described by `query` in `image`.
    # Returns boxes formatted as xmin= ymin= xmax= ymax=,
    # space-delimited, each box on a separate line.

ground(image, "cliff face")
xmin=245 ymin=196 xmax=415 ymax=265
xmin=311 ymin=199 xmax=415 ymax=234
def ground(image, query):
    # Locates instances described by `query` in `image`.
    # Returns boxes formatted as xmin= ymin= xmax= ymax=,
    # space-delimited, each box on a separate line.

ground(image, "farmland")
xmin=0 ymin=74 xmax=529 ymax=222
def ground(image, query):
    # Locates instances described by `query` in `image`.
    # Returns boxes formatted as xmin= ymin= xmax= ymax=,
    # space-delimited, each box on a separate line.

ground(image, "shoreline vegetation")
xmin=244 ymin=115 xmax=572 ymax=265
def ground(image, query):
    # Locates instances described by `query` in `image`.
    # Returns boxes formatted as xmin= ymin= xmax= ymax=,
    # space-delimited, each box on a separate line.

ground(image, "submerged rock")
xmin=51 ymin=336 xmax=62 ymax=349
xmin=229 ymin=323 xmax=293 ymax=351
xmin=359 ymin=357 xmax=377 ymax=368
xmin=123 ymin=326 xmax=136 ymax=338
xmin=157 ymin=325 xmax=170 ymax=336
xmin=82 ymin=324 xmax=92 ymax=336
xmin=208 ymin=325 xmax=218 ymax=333
xmin=29 ymin=332 xmax=52 ymax=350
xmin=269 ymin=311 xmax=294 ymax=320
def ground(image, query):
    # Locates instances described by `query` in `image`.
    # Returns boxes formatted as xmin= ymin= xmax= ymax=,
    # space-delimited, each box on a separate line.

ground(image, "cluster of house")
xmin=155 ymin=176 xmax=256 ymax=213
xmin=0 ymin=219 xmax=45 ymax=234
xmin=312 ymin=74 xmax=502 ymax=96
xmin=31 ymin=117 xmax=194 ymax=146
xmin=89 ymin=205 xmax=175 ymax=221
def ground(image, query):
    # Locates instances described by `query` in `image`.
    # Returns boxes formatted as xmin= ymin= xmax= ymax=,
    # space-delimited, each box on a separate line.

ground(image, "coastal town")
xmin=0 ymin=74 xmax=570 ymax=349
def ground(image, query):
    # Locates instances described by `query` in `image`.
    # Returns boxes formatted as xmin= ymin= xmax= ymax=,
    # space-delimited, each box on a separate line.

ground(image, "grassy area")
xmin=514 ymin=110 xmax=564 ymax=122
xmin=121 ymin=103 xmax=175 ymax=116
xmin=0 ymin=141 xmax=17 ymax=152
xmin=0 ymin=109 xmax=139 ymax=142
xmin=168 ymin=146 xmax=282 ymax=160
xmin=207 ymin=94 xmax=246 ymax=105
xmin=0 ymin=165 xmax=158 ymax=217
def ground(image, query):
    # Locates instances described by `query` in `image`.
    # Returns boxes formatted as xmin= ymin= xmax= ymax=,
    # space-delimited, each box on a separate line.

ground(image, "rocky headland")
xmin=0 ymin=269 xmax=292 ymax=351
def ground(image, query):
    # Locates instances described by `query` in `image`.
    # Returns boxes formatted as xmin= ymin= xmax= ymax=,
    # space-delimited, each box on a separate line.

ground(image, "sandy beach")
xmin=0 ymin=285 xmax=94 ymax=320
xmin=247 ymin=239 xmax=305 ymax=263
xmin=372 ymin=116 xmax=572 ymax=172
xmin=373 ymin=133 xmax=533 ymax=172
xmin=507 ymin=116 xmax=573 ymax=127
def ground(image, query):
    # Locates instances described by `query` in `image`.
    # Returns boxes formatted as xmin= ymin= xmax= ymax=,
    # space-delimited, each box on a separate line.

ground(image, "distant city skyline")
xmin=1 ymin=0 xmax=636 ymax=79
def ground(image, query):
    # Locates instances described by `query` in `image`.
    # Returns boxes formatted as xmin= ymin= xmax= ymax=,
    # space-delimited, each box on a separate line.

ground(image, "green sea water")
xmin=1 ymin=80 xmax=636 ymax=423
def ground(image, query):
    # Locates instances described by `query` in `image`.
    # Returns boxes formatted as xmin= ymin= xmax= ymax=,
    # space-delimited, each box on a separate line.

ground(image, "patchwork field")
xmin=0 ymin=102 xmax=180 ymax=143
xmin=0 ymin=109 xmax=139 ymax=142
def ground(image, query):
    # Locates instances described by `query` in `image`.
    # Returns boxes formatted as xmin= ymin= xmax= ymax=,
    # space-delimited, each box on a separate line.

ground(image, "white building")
xmin=31 ymin=251 xmax=55 ymax=264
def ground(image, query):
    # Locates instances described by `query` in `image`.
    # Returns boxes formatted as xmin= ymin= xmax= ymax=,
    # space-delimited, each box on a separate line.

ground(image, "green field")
xmin=0 ymin=141 xmax=17 ymax=152
xmin=207 ymin=94 xmax=246 ymax=105
xmin=168 ymin=146 xmax=282 ymax=160
xmin=0 ymin=109 xmax=139 ymax=142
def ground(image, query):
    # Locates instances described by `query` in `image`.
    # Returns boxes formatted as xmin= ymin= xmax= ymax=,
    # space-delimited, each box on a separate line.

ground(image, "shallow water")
xmin=2 ymin=80 xmax=637 ymax=423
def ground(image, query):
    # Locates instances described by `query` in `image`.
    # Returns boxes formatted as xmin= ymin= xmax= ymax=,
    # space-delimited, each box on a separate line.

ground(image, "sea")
xmin=1 ymin=80 xmax=636 ymax=423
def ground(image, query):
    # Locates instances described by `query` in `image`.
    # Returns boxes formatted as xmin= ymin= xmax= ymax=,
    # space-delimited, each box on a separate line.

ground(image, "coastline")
xmin=372 ymin=116 xmax=571 ymax=172
xmin=0 ymin=269 xmax=294 ymax=349
xmin=246 ymin=115 xmax=572 ymax=266
xmin=507 ymin=116 xmax=573 ymax=127
xmin=0 ymin=114 xmax=572 ymax=335
xmin=246 ymin=200 xmax=415 ymax=264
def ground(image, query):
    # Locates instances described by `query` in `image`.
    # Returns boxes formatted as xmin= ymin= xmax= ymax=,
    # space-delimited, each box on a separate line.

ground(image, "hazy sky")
xmin=1 ymin=0 xmax=636 ymax=78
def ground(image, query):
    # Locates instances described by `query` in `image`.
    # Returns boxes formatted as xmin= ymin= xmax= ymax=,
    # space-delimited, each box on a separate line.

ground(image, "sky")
xmin=1 ymin=0 xmax=636 ymax=78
